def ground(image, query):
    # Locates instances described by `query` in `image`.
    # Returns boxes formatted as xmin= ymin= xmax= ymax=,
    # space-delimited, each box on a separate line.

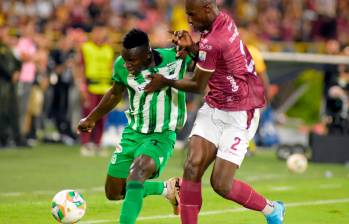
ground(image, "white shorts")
xmin=189 ymin=103 xmax=260 ymax=166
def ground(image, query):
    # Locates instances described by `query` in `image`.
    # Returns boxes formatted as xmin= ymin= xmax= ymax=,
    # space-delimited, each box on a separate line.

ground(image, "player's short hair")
xmin=123 ymin=29 xmax=149 ymax=49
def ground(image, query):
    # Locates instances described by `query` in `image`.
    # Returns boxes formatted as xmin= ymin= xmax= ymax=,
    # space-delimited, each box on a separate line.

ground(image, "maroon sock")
xmin=179 ymin=180 xmax=202 ymax=224
xmin=226 ymin=179 xmax=267 ymax=211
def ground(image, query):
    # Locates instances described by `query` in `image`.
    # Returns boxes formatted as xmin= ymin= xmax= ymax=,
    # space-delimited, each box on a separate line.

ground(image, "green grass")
xmin=0 ymin=144 xmax=348 ymax=224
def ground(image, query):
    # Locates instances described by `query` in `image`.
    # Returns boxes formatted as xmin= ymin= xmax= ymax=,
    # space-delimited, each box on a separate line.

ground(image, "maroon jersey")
xmin=197 ymin=12 xmax=266 ymax=111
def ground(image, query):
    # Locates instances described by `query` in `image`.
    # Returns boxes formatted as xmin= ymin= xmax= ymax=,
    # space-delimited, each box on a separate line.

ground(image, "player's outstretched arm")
xmin=77 ymin=82 xmax=125 ymax=133
xmin=144 ymin=66 xmax=212 ymax=94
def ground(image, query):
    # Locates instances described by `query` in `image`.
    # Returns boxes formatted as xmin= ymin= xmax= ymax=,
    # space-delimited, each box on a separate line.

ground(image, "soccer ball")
xmin=51 ymin=190 xmax=86 ymax=224
xmin=287 ymin=153 xmax=308 ymax=173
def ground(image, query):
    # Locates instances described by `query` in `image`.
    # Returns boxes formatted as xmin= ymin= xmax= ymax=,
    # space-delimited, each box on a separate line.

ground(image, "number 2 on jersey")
xmin=230 ymin=137 xmax=241 ymax=151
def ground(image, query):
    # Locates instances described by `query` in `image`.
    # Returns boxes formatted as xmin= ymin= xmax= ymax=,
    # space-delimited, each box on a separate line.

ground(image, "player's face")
xmin=121 ymin=46 xmax=150 ymax=74
xmin=185 ymin=0 xmax=209 ymax=32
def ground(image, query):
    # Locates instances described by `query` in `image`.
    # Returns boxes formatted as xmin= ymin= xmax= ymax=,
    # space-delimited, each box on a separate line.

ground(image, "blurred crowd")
xmin=0 ymin=0 xmax=349 ymax=149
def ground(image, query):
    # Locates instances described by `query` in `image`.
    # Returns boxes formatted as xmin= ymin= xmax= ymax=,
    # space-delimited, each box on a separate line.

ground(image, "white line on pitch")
xmin=79 ymin=198 xmax=349 ymax=224
xmin=0 ymin=173 xmax=283 ymax=197
xmin=0 ymin=183 xmax=343 ymax=198
xmin=0 ymin=186 xmax=105 ymax=197
xmin=270 ymin=186 xmax=294 ymax=191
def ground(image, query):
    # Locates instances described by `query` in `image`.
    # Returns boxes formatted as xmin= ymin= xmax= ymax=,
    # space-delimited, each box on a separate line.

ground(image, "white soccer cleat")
xmin=80 ymin=145 xmax=95 ymax=157
xmin=164 ymin=177 xmax=181 ymax=215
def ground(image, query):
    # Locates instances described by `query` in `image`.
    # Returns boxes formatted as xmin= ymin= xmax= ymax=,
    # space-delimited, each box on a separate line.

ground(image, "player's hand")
xmin=170 ymin=30 xmax=195 ymax=57
xmin=77 ymin=117 xmax=95 ymax=134
xmin=144 ymin=74 xmax=168 ymax=93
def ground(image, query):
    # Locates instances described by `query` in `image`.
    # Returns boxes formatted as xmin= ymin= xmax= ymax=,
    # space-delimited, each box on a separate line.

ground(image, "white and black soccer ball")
xmin=51 ymin=189 xmax=86 ymax=224
xmin=287 ymin=153 xmax=308 ymax=173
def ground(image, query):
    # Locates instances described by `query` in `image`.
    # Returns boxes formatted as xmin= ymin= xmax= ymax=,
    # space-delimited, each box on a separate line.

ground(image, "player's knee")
xmin=183 ymin=155 xmax=205 ymax=179
xmin=210 ymin=175 xmax=232 ymax=197
xmin=128 ymin=158 xmax=154 ymax=181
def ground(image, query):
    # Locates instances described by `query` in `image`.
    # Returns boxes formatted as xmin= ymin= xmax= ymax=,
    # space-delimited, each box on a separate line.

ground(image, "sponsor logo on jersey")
xmin=167 ymin=61 xmax=178 ymax=72
xmin=198 ymin=50 xmax=207 ymax=61
xmin=229 ymin=26 xmax=239 ymax=43
xmin=226 ymin=75 xmax=239 ymax=92
xmin=199 ymin=42 xmax=213 ymax=50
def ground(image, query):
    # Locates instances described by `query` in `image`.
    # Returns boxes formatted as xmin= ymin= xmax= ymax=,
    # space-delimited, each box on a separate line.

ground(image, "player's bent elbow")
xmin=196 ymin=83 xmax=207 ymax=94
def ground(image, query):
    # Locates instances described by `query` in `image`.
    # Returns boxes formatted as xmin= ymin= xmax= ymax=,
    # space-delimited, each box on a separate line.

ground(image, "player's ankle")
xmin=262 ymin=200 xmax=276 ymax=215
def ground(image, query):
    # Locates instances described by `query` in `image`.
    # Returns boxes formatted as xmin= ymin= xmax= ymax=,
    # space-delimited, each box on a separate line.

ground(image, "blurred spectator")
xmin=0 ymin=26 xmax=27 ymax=148
xmin=14 ymin=21 xmax=38 ymax=136
xmin=170 ymin=0 xmax=190 ymax=31
xmin=47 ymin=35 xmax=77 ymax=144
xmin=150 ymin=21 xmax=171 ymax=48
xmin=240 ymin=26 xmax=280 ymax=147
xmin=78 ymin=25 xmax=114 ymax=156
xmin=22 ymin=33 xmax=49 ymax=142
xmin=326 ymin=64 xmax=349 ymax=134
xmin=323 ymin=39 xmax=341 ymax=100
xmin=259 ymin=6 xmax=282 ymax=41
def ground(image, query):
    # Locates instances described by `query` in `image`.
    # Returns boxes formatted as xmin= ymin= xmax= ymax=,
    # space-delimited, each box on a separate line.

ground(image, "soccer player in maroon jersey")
xmin=145 ymin=0 xmax=285 ymax=224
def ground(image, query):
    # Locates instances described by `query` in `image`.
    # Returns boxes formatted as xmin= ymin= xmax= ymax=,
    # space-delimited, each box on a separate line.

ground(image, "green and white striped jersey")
xmin=112 ymin=48 xmax=191 ymax=134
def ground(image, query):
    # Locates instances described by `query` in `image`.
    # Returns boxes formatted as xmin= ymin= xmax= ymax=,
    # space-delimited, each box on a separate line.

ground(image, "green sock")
xmin=143 ymin=181 xmax=165 ymax=197
xmin=119 ymin=181 xmax=144 ymax=224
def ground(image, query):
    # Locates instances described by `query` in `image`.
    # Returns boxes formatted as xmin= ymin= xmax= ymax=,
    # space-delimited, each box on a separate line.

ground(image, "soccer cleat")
xmin=80 ymin=145 xmax=95 ymax=157
xmin=265 ymin=201 xmax=285 ymax=224
xmin=164 ymin=177 xmax=181 ymax=215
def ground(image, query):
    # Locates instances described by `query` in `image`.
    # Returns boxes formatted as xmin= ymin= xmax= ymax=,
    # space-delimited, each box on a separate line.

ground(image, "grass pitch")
xmin=0 ymin=144 xmax=348 ymax=224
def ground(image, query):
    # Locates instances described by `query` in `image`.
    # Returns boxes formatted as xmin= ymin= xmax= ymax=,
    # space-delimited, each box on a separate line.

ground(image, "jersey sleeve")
xmin=111 ymin=56 xmax=124 ymax=84
xmin=196 ymin=39 xmax=219 ymax=72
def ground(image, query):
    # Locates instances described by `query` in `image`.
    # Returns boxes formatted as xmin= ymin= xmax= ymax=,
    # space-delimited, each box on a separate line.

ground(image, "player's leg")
xmin=140 ymin=131 xmax=180 ymax=215
xmin=105 ymin=133 xmax=134 ymax=201
xmin=180 ymin=135 xmax=217 ymax=224
xmin=210 ymin=109 xmax=285 ymax=224
xmin=106 ymin=149 xmax=170 ymax=223
xmin=143 ymin=177 xmax=181 ymax=215
xmin=105 ymin=172 xmax=179 ymax=204
xmin=211 ymin=158 xmax=272 ymax=211
xmin=119 ymin=154 xmax=157 ymax=224
xmin=180 ymin=104 xmax=220 ymax=224
xmin=211 ymin=159 xmax=284 ymax=224
xmin=119 ymin=130 xmax=177 ymax=224
xmin=105 ymin=175 xmax=126 ymax=200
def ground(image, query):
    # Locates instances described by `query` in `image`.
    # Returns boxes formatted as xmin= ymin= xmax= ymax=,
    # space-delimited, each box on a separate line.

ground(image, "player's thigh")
xmin=107 ymin=144 xmax=135 ymax=179
xmin=135 ymin=130 xmax=176 ymax=179
xmin=217 ymin=116 xmax=250 ymax=167
xmin=189 ymin=103 xmax=221 ymax=148
xmin=107 ymin=127 xmax=139 ymax=179
xmin=184 ymin=135 xmax=217 ymax=181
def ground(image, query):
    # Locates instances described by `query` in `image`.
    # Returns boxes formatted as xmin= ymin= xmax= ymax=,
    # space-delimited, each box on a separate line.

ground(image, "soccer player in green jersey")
xmin=77 ymin=29 xmax=192 ymax=224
